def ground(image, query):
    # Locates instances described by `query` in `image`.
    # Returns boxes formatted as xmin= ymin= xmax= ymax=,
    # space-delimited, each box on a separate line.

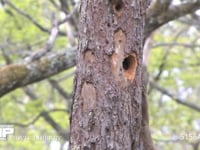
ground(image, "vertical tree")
xmin=70 ymin=0 xmax=154 ymax=149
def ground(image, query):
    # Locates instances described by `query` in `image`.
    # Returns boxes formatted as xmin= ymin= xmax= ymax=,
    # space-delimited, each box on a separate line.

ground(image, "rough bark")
xmin=70 ymin=0 xmax=154 ymax=149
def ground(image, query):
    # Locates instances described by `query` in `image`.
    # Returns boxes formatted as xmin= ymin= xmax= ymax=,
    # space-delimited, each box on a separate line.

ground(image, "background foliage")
xmin=0 ymin=0 xmax=200 ymax=150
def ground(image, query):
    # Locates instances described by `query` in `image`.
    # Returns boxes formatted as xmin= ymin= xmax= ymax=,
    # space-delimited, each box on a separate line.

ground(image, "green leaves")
xmin=149 ymin=20 xmax=200 ymax=148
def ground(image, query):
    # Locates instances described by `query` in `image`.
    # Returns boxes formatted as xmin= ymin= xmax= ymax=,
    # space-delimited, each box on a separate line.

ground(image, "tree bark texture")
xmin=70 ymin=0 xmax=153 ymax=149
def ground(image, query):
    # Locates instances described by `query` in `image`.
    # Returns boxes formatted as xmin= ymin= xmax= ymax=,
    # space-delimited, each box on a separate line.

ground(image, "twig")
xmin=3 ymin=109 xmax=69 ymax=140
xmin=48 ymin=79 xmax=72 ymax=100
xmin=4 ymin=0 xmax=66 ymax=36
xmin=150 ymin=81 xmax=200 ymax=112
xmin=26 ymin=14 xmax=59 ymax=62
xmin=58 ymin=2 xmax=79 ymax=25
xmin=4 ymin=0 xmax=49 ymax=32
xmin=3 ymin=109 xmax=68 ymax=127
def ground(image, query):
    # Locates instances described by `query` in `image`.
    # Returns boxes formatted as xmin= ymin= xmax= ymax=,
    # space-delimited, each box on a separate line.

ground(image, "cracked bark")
xmin=70 ymin=0 xmax=154 ymax=149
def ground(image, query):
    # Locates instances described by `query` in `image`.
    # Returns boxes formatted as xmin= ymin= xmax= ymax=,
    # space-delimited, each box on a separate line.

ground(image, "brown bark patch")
xmin=85 ymin=50 xmax=95 ymax=63
xmin=81 ymin=82 xmax=97 ymax=112
xmin=114 ymin=29 xmax=126 ymax=51
xmin=111 ymin=29 xmax=126 ymax=82
xmin=111 ymin=30 xmax=137 ymax=84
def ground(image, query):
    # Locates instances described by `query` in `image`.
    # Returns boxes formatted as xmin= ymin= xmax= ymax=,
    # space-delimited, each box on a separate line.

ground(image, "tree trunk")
xmin=70 ymin=0 xmax=154 ymax=149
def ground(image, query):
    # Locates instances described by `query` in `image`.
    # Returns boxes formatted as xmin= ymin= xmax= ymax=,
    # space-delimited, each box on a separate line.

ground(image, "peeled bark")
xmin=70 ymin=0 xmax=154 ymax=149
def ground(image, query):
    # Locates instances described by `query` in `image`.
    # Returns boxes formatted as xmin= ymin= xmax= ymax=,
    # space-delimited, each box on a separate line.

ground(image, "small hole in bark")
xmin=105 ymin=40 xmax=109 ymax=44
xmin=105 ymin=127 xmax=110 ymax=133
xmin=107 ymin=23 xmax=111 ymax=27
xmin=115 ymin=1 xmax=123 ymax=11
xmin=85 ymin=50 xmax=95 ymax=63
xmin=83 ymin=146 xmax=90 ymax=150
xmin=132 ymin=141 xmax=135 ymax=148
xmin=123 ymin=56 xmax=133 ymax=70
xmin=124 ymin=121 xmax=127 ymax=125
xmin=123 ymin=54 xmax=137 ymax=80
xmin=111 ymin=0 xmax=124 ymax=16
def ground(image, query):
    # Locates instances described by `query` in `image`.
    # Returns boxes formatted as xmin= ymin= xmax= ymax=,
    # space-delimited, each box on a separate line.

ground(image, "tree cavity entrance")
xmin=111 ymin=0 xmax=124 ymax=16
xmin=123 ymin=54 xmax=137 ymax=80
xmin=115 ymin=1 xmax=123 ymax=12
xmin=123 ymin=56 xmax=132 ymax=70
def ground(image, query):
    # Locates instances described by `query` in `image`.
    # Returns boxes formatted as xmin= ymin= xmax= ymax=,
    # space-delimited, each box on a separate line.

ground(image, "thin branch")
xmin=153 ymin=137 xmax=186 ymax=143
xmin=23 ymin=86 xmax=38 ymax=100
xmin=191 ymin=139 xmax=200 ymax=150
xmin=4 ymin=0 xmax=66 ymax=36
xmin=150 ymin=81 xmax=200 ymax=112
xmin=153 ymin=43 xmax=200 ymax=49
xmin=27 ymin=14 xmax=59 ymax=62
xmin=153 ymin=49 xmax=169 ymax=82
xmin=41 ymin=110 xmax=69 ymax=140
xmin=148 ymin=28 xmax=190 ymax=94
xmin=48 ymin=79 xmax=72 ymax=100
xmin=1 ymin=48 xmax=12 ymax=64
xmin=145 ymin=0 xmax=200 ymax=37
xmin=49 ymin=0 xmax=60 ymax=10
xmin=4 ymin=109 xmax=69 ymax=140
xmin=5 ymin=109 xmax=67 ymax=127
xmin=4 ymin=0 xmax=49 ymax=32
xmin=58 ymin=2 xmax=79 ymax=25
xmin=57 ymin=71 xmax=75 ymax=82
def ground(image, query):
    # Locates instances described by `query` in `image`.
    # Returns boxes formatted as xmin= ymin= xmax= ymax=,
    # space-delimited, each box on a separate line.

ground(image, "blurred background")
xmin=0 ymin=0 xmax=200 ymax=149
